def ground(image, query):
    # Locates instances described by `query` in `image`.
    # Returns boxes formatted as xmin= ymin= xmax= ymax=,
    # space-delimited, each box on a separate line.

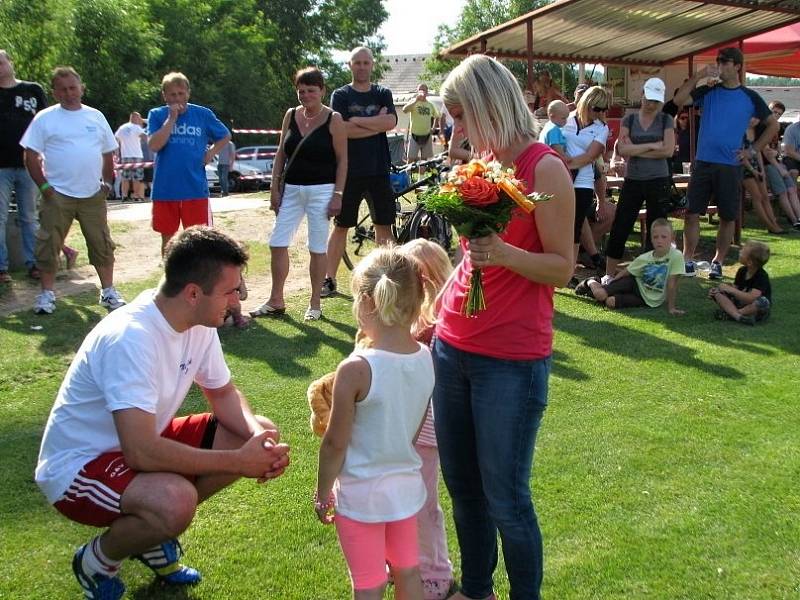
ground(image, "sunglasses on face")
xmin=716 ymin=58 xmax=734 ymax=65
xmin=592 ymin=106 xmax=608 ymax=112
xmin=678 ymin=116 xmax=689 ymax=120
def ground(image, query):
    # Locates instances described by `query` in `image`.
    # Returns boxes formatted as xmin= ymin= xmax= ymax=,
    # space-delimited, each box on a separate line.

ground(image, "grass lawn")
xmin=1 ymin=217 xmax=798 ymax=599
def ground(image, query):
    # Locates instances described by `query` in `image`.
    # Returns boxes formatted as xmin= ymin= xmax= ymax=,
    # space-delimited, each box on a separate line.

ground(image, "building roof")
xmin=751 ymin=85 xmax=800 ymax=121
xmin=441 ymin=0 xmax=800 ymax=67
xmin=379 ymin=54 xmax=436 ymax=95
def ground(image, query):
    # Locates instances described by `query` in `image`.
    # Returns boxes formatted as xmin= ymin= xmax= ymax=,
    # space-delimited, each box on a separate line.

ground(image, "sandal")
xmin=249 ymin=301 xmax=286 ymax=317
xmin=304 ymin=307 xmax=322 ymax=321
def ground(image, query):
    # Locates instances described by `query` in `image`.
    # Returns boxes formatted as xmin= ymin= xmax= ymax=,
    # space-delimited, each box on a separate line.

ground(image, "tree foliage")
xmin=0 ymin=0 xmax=386 ymax=133
xmin=422 ymin=0 xmax=577 ymax=97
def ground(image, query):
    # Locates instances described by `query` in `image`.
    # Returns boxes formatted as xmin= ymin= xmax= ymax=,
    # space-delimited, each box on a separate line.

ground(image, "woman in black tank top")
xmin=250 ymin=67 xmax=347 ymax=322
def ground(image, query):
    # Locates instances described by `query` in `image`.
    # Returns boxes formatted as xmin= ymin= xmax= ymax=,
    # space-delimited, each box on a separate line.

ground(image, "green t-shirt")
xmin=405 ymin=100 xmax=440 ymax=136
xmin=626 ymin=247 xmax=685 ymax=307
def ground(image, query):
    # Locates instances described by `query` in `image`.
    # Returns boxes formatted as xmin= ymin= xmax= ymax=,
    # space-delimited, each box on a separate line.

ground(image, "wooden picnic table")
xmin=605 ymin=173 xmax=691 ymax=188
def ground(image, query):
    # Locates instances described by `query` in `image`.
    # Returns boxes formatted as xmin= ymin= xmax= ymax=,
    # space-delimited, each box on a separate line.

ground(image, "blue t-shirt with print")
xmin=538 ymin=121 xmax=567 ymax=149
xmin=147 ymin=103 xmax=229 ymax=200
xmin=693 ymin=85 xmax=770 ymax=166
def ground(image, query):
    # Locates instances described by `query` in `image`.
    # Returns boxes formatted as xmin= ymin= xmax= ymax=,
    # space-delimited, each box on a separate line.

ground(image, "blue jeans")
xmin=0 ymin=167 xmax=39 ymax=270
xmin=218 ymin=164 xmax=231 ymax=195
xmin=432 ymin=338 xmax=550 ymax=600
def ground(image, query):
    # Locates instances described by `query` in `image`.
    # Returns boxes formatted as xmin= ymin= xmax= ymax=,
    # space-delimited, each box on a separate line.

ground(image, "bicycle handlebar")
xmin=391 ymin=153 xmax=447 ymax=174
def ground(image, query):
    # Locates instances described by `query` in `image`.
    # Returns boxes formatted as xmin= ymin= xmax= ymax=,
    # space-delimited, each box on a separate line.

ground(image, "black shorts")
xmin=335 ymin=174 xmax=395 ymax=228
xmin=573 ymin=187 xmax=595 ymax=243
xmin=686 ymin=160 xmax=742 ymax=222
xmin=782 ymin=156 xmax=800 ymax=172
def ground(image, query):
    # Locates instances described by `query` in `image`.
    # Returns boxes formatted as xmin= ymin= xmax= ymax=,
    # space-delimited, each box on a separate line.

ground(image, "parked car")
xmin=236 ymin=145 xmax=278 ymax=176
xmin=205 ymin=157 xmax=267 ymax=194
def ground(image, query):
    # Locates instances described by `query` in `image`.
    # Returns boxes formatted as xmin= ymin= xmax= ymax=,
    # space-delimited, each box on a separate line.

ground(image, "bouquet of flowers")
xmin=422 ymin=159 xmax=552 ymax=316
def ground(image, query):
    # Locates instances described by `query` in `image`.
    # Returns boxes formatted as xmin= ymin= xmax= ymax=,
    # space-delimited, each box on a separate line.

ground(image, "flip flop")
xmin=304 ymin=307 xmax=322 ymax=321
xmin=250 ymin=302 xmax=286 ymax=317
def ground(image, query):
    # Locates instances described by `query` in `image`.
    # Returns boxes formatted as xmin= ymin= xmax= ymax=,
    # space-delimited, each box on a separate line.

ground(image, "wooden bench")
xmin=637 ymin=206 xmax=718 ymax=246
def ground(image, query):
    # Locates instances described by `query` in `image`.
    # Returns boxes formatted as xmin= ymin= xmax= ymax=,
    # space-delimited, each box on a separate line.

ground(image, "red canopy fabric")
xmin=696 ymin=23 xmax=800 ymax=78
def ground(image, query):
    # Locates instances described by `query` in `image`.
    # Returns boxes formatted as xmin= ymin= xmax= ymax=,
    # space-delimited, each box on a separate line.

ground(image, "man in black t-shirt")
xmin=321 ymin=46 xmax=397 ymax=297
xmin=0 ymin=50 xmax=48 ymax=282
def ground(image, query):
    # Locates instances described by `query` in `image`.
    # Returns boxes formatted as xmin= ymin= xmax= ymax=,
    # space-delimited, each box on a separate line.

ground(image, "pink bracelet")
xmin=313 ymin=490 xmax=335 ymax=511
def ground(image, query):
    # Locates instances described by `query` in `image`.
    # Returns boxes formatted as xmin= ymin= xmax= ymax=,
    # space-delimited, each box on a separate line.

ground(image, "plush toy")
xmin=308 ymin=331 xmax=372 ymax=437
xmin=308 ymin=371 xmax=335 ymax=437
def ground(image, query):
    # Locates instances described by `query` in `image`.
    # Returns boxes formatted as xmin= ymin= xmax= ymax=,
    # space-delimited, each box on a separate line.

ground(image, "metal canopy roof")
xmin=441 ymin=0 xmax=800 ymax=66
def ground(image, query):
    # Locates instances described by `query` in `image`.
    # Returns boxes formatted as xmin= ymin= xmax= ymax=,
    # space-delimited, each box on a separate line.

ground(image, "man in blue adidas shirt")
xmin=673 ymin=47 xmax=778 ymax=280
xmin=148 ymin=72 xmax=230 ymax=255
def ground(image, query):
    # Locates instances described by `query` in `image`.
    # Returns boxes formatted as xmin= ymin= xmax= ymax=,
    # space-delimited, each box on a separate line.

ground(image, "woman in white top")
xmin=315 ymin=247 xmax=433 ymax=600
xmin=563 ymin=86 xmax=612 ymax=282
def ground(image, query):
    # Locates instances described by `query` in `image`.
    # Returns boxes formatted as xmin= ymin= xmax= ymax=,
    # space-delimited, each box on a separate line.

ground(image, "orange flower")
xmin=460 ymin=176 xmax=498 ymax=207
xmin=498 ymin=178 xmax=535 ymax=213
xmin=464 ymin=159 xmax=487 ymax=178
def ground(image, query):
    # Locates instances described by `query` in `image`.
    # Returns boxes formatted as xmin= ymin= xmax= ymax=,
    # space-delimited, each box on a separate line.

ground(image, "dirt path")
xmin=0 ymin=194 xmax=312 ymax=317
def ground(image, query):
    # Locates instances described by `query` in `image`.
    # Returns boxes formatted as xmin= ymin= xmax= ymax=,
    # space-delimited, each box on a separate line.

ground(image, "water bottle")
xmin=695 ymin=261 xmax=711 ymax=273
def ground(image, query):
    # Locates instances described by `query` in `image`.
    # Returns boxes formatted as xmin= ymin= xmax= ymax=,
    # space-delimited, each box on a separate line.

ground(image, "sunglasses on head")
xmin=592 ymin=106 xmax=608 ymax=112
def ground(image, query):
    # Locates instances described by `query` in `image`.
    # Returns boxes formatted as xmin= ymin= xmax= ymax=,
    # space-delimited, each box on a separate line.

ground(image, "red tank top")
xmin=436 ymin=142 xmax=557 ymax=360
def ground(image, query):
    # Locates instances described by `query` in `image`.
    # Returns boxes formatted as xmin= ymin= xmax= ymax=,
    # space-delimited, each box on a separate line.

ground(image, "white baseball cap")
xmin=643 ymin=77 xmax=666 ymax=103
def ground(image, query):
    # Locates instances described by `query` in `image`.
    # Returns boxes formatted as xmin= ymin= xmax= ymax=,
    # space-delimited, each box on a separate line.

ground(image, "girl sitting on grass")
xmin=315 ymin=246 xmax=433 ymax=600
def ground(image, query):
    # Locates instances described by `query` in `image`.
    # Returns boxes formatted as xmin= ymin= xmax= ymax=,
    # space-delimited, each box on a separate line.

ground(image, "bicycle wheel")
xmin=343 ymin=201 xmax=379 ymax=270
xmin=407 ymin=208 xmax=453 ymax=251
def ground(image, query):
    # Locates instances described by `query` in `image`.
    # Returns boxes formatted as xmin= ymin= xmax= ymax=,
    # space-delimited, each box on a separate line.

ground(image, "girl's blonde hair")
xmin=441 ymin=54 xmax=537 ymax=153
xmin=575 ymin=85 xmax=612 ymax=127
xmin=351 ymin=246 xmax=423 ymax=328
xmin=399 ymin=239 xmax=452 ymax=336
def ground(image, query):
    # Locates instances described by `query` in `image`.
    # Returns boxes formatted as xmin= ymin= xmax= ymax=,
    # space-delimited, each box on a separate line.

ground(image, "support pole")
xmin=526 ymin=20 xmax=534 ymax=92
xmin=735 ymin=39 xmax=746 ymax=245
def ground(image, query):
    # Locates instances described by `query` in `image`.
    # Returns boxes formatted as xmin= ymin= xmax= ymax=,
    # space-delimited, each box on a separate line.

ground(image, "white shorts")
xmin=269 ymin=183 xmax=333 ymax=253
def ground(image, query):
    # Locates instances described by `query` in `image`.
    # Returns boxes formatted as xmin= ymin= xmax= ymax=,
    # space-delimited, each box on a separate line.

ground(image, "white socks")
xmin=83 ymin=536 xmax=122 ymax=577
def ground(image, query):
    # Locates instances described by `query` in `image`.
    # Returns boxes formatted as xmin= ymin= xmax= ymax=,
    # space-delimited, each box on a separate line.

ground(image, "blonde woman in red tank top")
xmin=432 ymin=55 xmax=574 ymax=600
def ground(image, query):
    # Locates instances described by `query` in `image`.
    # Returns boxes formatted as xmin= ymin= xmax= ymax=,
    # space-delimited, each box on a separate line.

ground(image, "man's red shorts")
xmin=53 ymin=413 xmax=216 ymax=527
xmin=151 ymin=199 xmax=212 ymax=236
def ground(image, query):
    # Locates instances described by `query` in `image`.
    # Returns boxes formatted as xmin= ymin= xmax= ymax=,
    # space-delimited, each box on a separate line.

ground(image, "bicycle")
xmin=342 ymin=155 xmax=452 ymax=270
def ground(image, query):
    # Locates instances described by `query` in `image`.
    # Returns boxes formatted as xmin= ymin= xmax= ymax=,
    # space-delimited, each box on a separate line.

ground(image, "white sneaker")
xmin=99 ymin=286 xmax=126 ymax=311
xmin=33 ymin=290 xmax=56 ymax=315
xmin=600 ymin=274 xmax=614 ymax=286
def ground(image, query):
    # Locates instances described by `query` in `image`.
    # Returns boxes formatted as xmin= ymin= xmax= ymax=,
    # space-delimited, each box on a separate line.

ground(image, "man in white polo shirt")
xmin=21 ymin=66 xmax=125 ymax=314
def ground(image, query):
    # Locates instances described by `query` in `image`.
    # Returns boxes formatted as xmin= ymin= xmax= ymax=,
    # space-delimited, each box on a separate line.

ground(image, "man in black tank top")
xmin=321 ymin=47 xmax=397 ymax=297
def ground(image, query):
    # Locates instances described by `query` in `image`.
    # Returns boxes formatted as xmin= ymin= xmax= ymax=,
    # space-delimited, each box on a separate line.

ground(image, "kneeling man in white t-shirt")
xmin=35 ymin=226 xmax=290 ymax=600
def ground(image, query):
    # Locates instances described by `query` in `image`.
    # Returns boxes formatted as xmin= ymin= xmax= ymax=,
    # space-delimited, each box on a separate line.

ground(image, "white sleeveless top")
xmin=334 ymin=343 xmax=434 ymax=522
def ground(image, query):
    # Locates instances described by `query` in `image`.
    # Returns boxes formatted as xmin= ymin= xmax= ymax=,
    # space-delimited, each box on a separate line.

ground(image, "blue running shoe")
xmin=684 ymin=260 xmax=696 ymax=277
xmin=72 ymin=545 xmax=125 ymax=600
xmin=134 ymin=539 xmax=201 ymax=585
xmin=708 ymin=261 xmax=723 ymax=280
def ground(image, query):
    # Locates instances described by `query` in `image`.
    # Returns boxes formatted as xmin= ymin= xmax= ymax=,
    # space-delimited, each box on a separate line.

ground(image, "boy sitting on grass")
xmin=708 ymin=240 xmax=771 ymax=325
xmin=575 ymin=217 xmax=685 ymax=315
